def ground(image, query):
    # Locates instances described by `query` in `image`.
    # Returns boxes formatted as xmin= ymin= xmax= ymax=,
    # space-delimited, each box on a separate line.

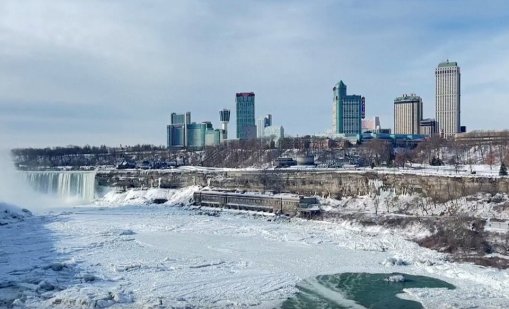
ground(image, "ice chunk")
xmin=119 ymin=229 xmax=136 ymax=236
xmin=382 ymin=257 xmax=410 ymax=266
xmin=385 ymin=274 xmax=406 ymax=282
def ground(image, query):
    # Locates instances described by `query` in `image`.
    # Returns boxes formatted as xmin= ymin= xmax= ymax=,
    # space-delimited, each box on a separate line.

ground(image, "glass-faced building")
xmin=186 ymin=123 xmax=207 ymax=148
xmin=167 ymin=125 xmax=185 ymax=148
xmin=332 ymin=81 xmax=364 ymax=136
xmin=236 ymin=92 xmax=256 ymax=140
xmin=205 ymin=129 xmax=221 ymax=146
xmin=167 ymin=113 xmax=222 ymax=149
xmin=167 ymin=112 xmax=191 ymax=148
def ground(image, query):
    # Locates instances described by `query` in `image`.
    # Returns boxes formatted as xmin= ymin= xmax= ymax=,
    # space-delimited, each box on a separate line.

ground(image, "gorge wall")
xmin=95 ymin=170 xmax=509 ymax=202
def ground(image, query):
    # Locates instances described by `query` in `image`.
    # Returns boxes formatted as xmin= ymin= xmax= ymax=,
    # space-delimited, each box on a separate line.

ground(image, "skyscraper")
xmin=236 ymin=92 xmax=256 ymax=140
xmin=167 ymin=112 xmax=222 ymax=148
xmin=332 ymin=81 xmax=364 ymax=135
xmin=257 ymin=114 xmax=272 ymax=138
xmin=394 ymin=94 xmax=423 ymax=135
xmin=435 ymin=60 xmax=461 ymax=138
xmin=167 ymin=112 xmax=191 ymax=148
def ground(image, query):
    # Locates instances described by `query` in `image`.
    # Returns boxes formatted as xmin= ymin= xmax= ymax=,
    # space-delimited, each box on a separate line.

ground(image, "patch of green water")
xmin=281 ymin=272 xmax=455 ymax=309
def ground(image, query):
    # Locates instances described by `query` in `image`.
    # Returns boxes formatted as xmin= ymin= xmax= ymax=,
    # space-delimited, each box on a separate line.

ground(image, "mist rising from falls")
xmin=0 ymin=151 xmax=61 ymax=212
xmin=24 ymin=171 xmax=96 ymax=203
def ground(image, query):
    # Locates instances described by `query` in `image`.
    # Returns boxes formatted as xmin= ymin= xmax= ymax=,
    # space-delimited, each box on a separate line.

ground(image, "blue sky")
xmin=1 ymin=0 xmax=509 ymax=147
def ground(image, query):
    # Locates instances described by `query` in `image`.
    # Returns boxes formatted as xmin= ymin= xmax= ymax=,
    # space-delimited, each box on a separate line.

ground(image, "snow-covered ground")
xmin=1 ymin=188 xmax=509 ymax=308
xmin=96 ymin=162 xmax=505 ymax=178
xmin=320 ymin=189 xmax=509 ymax=220
xmin=97 ymin=186 xmax=199 ymax=206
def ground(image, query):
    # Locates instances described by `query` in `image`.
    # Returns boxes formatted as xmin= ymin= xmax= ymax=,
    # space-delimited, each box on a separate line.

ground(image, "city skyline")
xmin=2 ymin=0 xmax=509 ymax=148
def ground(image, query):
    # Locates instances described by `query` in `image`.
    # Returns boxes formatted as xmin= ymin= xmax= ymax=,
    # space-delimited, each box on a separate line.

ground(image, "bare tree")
xmin=361 ymin=139 xmax=393 ymax=166
xmin=394 ymin=149 xmax=412 ymax=169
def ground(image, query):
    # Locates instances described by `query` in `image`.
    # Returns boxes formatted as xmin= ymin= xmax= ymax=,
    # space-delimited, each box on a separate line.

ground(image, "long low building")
xmin=455 ymin=130 xmax=509 ymax=145
xmin=362 ymin=132 xmax=428 ymax=147
xmin=193 ymin=190 xmax=320 ymax=217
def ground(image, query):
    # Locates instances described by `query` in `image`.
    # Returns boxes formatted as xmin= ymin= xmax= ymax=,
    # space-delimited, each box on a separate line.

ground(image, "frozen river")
xmin=2 ymin=200 xmax=509 ymax=308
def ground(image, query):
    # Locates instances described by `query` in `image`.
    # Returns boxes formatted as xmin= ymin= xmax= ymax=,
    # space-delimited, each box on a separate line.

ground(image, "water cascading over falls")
xmin=24 ymin=171 xmax=97 ymax=203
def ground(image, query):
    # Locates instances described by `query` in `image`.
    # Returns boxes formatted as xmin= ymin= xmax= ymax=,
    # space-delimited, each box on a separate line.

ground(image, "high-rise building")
xmin=167 ymin=112 xmax=222 ymax=149
xmin=435 ymin=60 xmax=461 ymax=138
xmin=167 ymin=112 xmax=191 ymax=148
xmin=257 ymin=114 xmax=272 ymax=138
xmin=186 ymin=122 xmax=207 ymax=148
xmin=236 ymin=92 xmax=256 ymax=140
xmin=332 ymin=81 xmax=364 ymax=136
xmin=171 ymin=112 xmax=191 ymax=126
xmin=394 ymin=94 xmax=423 ymax=135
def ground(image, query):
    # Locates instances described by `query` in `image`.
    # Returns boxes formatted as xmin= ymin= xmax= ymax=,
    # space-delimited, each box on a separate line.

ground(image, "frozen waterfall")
xmin=24 ymin=171 xmax=96 ymax=203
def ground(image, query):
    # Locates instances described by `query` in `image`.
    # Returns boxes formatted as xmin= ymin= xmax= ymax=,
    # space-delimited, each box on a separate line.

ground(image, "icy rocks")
xmin=385 ymin=274 xmax=406 ymax=282
xmin=37 ymin=280 xmax=55 ymax=292
xmin=0 ymin=202 xmax=32 ymax=225
xmin=44 ymin=262 xmax=69 ymax=272
xmin=114 ymin=263 xmax=141 ymax=272
xmin=82 ymin=274 xmax=98 ymax=283
xmin=95 ymin=291 xmax=134 ymax=308
xmin=50 ymin=290 xmax=134 ymax=308
xmin=382 ymin=257 xmax=410 ymax=266
xmin=119 ymin=229 xmax=136 ymax=236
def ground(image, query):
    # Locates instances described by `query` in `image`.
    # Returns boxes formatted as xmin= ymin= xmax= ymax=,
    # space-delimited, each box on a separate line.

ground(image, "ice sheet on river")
xmin=1 ymin=195 xmax=509 ymax=308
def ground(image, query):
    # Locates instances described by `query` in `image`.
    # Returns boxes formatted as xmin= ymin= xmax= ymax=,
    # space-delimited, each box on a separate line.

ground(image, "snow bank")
xmin=0 ymin=202 xmax=32 ymax=225
xmin=320 ymin=191 xmax=509 ymax=220
xmin=97 ymin=186 xmax=199 ymax=207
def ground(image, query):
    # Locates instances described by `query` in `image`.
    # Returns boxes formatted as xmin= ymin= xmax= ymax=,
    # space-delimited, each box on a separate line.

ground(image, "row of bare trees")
xmin=12 ymin=132 xmax=509 ymax=170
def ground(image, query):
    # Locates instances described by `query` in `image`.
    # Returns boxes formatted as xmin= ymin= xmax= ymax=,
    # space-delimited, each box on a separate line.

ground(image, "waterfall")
xmin=24 ymin=171 xmax=96 ymax=203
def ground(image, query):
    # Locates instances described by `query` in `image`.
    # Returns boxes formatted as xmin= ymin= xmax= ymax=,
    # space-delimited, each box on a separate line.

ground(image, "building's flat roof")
xmin=438 ymin=60 xmax=458 ymax=68
xmin=236 ymin=92 xmax=255 ymax=97
xmin=394 ymin=94 xmax=421 ymax=102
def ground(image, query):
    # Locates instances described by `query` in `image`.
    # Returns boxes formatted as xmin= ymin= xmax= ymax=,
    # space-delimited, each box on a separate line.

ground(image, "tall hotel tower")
xmin=394 ymin=94 xmax=423 ymax=135
xmin=435 ymin=60 xmax=461 ymax=137
xmin=236 ymin=92 xmax=256 ymax=140
xmin=332 ymin=81 xmax=364 ymax=135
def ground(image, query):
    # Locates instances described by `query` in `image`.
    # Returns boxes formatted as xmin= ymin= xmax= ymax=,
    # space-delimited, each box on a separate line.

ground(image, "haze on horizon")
xmin=1 ymin=0 xmax=509 ymax=148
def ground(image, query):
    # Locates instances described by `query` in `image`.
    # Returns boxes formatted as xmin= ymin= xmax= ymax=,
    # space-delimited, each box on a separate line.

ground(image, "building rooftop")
xmin=236 ymin=92 xmax=255 ymax=97
xmin=438 ymin=60 xmax=458 ymax=68
xmin=333 ymin=80 xmax=346 ymax=91
xmin=394 ymin=93 xmax=422 ymax=102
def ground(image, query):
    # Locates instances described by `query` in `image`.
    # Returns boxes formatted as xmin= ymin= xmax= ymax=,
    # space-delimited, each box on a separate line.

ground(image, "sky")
xmin=1 ymin=0 xmax=509 ymax=148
